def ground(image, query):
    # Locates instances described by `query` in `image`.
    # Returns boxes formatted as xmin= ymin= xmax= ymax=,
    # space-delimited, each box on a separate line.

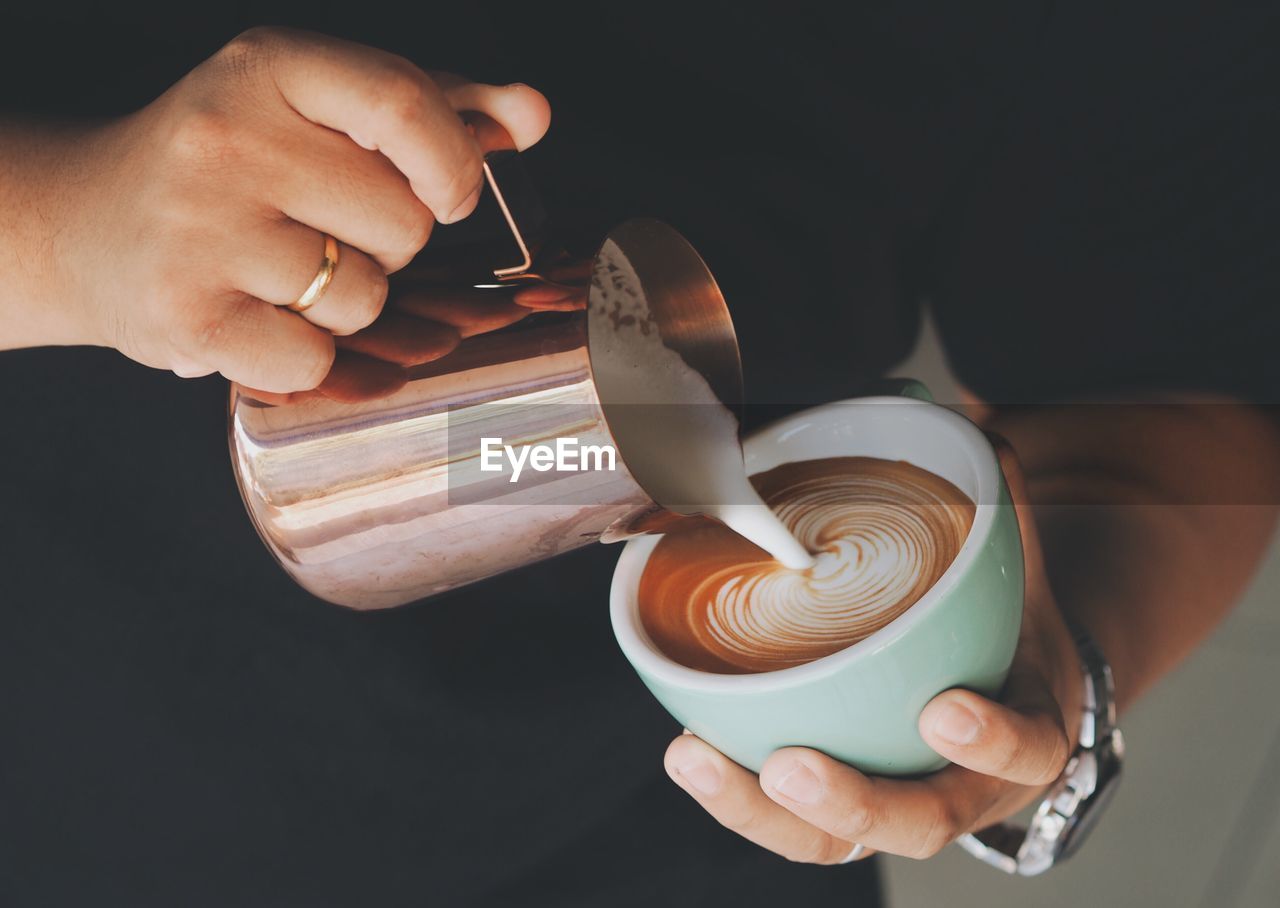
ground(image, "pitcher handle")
xmin=483 ymin=150 xmax=537 ymax=280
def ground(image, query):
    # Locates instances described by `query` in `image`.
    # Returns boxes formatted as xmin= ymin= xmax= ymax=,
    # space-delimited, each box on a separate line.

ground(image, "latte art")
xmin=638 ymin=457 xmax=975 ymax=674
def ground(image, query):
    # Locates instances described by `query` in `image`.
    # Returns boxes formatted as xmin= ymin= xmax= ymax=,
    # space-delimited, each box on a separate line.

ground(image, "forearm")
xmin=986 ymin=397 xmax=1280 ymax=712
xmin=0 ymin=121 xmax=97 ymax=350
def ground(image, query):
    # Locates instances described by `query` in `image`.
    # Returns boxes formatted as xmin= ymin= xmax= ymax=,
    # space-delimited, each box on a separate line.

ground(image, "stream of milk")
xmin=588 ymin=239 xmax=814 ymax=570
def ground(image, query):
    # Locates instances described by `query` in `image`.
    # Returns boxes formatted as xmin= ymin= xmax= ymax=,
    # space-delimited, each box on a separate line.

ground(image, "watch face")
xmin=1058 ymin=737 xmax=1124 ymax=862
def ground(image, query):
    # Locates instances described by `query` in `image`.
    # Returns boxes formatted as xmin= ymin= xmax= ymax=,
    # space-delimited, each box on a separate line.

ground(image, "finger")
xmin=335 ymin=311 xmax=460 ymax=366
xmin=256 ymin=29 xmax=485 ymax=223
xmin=433 ymin=77 xmax=552 ymax=151
xmin=512 ymin=283 xmax=588 ymax=312
xmin=395 ymin=291 xmax=531 ymax=338
xmin=267 ymin=125 xmax=435 ymax=272
xmin=919 ymin=667 xmax=1071 ymax=786
xmin=170 ymin=355 xmax=216 ymax=378
xmin=664 ymin=735 xmax=855 ymax=865
xmin=316 ymin=350 xmax=407 ymax=402
xmin=172 ymin=293 xmax=335 ymax=392
xmin=760 ymin=747 xmax=1007 ymax=860
xmin=235 ymin=387 xmax=297 ymax=407
xmin=464 ymin=112 xmax=523 ymax=155
xmin=234 ymin=222 xmax=389 ymax=335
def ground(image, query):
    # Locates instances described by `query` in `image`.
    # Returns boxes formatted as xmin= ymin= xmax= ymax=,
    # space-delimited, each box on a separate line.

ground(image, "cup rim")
xmin=610 ymin=396 xmax=1002 ymax=692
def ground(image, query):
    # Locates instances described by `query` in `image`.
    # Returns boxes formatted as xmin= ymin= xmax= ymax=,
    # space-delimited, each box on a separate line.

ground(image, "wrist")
xmin=0 ymin=121 xmax=105 ymax=349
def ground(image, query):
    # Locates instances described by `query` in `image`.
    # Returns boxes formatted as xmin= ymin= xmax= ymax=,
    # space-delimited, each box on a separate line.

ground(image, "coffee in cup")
xmin=638 ymin=456 xmax=975 ymax=674
xmin=611 ymin=388 xmax=1024 ymax=775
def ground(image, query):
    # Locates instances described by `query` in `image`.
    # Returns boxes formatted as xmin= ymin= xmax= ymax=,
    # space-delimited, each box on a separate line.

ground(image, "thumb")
xmin=918 ymin=666 xmax=1071 ymax=787
xmin=433 ymin=74 xmax=552 ymax=151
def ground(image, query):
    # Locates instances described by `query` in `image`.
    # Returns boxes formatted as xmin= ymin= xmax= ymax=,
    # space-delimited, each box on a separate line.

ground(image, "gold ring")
xmin=289 ymin=234 xmax=340 ymax=312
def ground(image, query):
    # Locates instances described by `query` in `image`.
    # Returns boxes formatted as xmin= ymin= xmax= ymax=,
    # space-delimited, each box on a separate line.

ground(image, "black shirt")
xmin=2 ymin=2 xmax=1278 ymax=906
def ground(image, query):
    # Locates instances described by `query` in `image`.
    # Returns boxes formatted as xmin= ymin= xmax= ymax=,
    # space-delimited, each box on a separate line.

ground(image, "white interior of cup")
xmin=610 ymin=397 xmax=1002 ymax=691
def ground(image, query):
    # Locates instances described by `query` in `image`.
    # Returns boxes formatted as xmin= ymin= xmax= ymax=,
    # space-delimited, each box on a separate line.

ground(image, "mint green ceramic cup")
xmin=610 ymin=390 xmax=1024 ymax=776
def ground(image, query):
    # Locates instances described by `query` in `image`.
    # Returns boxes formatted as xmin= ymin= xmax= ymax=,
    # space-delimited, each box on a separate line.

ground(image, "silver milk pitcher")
xmin=229 ymin=152 xmax=743 ymax=609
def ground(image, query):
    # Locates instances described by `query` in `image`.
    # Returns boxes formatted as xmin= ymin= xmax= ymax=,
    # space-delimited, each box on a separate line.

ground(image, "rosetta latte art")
xmin=638 ymin=457 xmax=975 ymax=674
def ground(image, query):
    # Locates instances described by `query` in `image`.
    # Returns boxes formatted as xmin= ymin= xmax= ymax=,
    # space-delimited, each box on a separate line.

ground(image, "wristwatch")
xmin=957 ymin=620 xmax=1125 ymax=876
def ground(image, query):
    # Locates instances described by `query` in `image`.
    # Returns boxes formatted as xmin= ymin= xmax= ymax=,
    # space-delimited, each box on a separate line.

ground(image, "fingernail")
xmin=437 ymin=179 xmax=481 ymax=222
xmin=931 ymin=703 xmax=981 ymax=745
xmin=675 ymin=761 xmax=721 ymax=796
xmin=773 ymin=762 xmax=823 ymax=804
xmin=441 ymin=184 xmax=483 ymax=224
